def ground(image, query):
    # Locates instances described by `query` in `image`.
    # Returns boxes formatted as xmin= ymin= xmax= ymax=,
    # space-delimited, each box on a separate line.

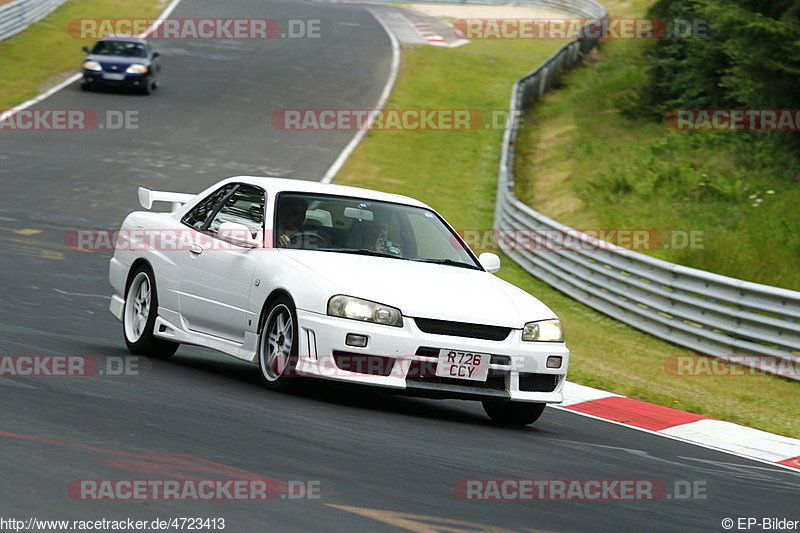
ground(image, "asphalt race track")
xmin=0 ymin=0 xmax=797 ymax=531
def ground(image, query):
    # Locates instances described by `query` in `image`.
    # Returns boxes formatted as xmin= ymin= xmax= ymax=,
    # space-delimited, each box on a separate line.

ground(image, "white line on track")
xmin=320 ymin=8 xmax=401 ymax=184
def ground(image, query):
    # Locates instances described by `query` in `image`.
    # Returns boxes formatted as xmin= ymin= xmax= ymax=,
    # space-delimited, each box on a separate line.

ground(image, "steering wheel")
xmin=289 ymin=230 xmax=331 ymax=248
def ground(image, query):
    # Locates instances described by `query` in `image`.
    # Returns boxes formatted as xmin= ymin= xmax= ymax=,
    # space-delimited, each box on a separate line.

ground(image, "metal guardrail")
xmin=0 ymin=0 xmax=68 ymax=41
xmin=494 ymin=0 xmax=800 ymax=379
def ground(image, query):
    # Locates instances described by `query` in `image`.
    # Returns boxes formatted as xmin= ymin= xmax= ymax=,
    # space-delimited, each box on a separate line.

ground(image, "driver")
xmin=277 ymin=197 xmax=308 ymax=247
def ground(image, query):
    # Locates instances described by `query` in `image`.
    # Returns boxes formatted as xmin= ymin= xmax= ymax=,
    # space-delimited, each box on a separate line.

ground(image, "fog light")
xmin=546 ymin=356 xmax=562 ymax=368
xmin=345 ymin=333 xmax=368 ymax=348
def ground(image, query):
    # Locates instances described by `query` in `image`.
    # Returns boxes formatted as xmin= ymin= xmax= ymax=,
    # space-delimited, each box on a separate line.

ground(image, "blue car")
xmin=81 ymin=37 xmax=161 ymax=94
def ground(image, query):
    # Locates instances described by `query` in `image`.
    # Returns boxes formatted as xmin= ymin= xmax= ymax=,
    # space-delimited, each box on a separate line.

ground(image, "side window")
xmin=208 ymin=185 xmax=265 ymax=237
xmin=182 ymin=184 xmax=236 ymax=230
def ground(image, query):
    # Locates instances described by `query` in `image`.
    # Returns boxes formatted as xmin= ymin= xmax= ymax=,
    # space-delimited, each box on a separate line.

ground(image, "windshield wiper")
xmin=412 ymin=258 xmax=481 ymax=270
xmin=319 ymin=248 xmax=405 ymax=259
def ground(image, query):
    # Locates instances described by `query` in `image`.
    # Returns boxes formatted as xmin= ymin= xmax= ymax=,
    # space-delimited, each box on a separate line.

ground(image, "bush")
xmin=636 ymin=0 xmax=800 ymax=123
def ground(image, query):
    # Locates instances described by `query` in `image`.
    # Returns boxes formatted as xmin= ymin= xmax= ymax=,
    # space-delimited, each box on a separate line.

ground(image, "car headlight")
xmin=126 ymin=64 xmax=148 ymax=74
xmin=327 ymin=295 xmax=403 ymax=327
xmin=522 ymin=319 xmax=564 ymax=342
xmin=82 ymin=60 xmax=102 ymax=72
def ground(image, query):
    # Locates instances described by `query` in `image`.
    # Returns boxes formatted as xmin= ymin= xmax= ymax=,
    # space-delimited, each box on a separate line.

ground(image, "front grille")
xmin=100 ymin=62 xmax=127 ymax=71
xmin=332 ymin=351 xmax=395 ymax=376
xmin=518 ymin=373 xmax=559 ymax=392
xmin=491 ymin=354 xmax=511 ymax=366
xmin=406 ymin=355 xmax=438 ymax=378
xmin=413 ymin=318 xmax=511 ymax=341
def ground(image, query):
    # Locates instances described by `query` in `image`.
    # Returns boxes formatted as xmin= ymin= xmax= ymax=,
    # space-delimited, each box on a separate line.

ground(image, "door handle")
xmin=189 ymin=245 xmax=203 ymax=255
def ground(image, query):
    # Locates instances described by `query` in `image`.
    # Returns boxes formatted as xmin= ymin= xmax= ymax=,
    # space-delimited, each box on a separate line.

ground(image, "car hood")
xmin=280 ymin=250 xmax=557 ymax=328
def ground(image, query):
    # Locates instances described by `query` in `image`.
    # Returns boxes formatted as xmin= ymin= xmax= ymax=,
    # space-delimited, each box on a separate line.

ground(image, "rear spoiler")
xmin=138 ymin=187 xmax=195 ymax=211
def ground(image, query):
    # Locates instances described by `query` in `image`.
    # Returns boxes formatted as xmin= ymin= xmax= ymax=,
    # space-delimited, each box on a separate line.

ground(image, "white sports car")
xmin=109 ymin=176 xmax=569 ymax=425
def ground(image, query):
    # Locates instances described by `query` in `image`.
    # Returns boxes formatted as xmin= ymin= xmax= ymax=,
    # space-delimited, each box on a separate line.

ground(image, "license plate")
xmin=103 ymin=73 xmax=125 ymax=80
xmin=436 ymin=349 xmax=490 ymax=382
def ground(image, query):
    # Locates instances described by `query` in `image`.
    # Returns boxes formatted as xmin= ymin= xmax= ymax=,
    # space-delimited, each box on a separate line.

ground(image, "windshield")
xmin=91 ymin=40 xmax=147 ymax=58
xmin=275 ymin=192 xmax=480 ymax=269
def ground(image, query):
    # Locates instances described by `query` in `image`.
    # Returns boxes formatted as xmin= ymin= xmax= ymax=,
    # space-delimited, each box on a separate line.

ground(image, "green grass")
xmin=0 ymin=0 xmax=166 ymax=109
xmin=512 ymin=5 xmax=800 ymax=291
xmin=333 ymin=38 xmax=800 ymax=438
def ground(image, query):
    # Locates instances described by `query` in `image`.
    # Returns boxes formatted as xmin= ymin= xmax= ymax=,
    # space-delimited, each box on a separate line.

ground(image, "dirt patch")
xmin=37 ymin=70 xmax=78 ymax=93
xmin=527 ymin=113 xmax=590 ymax=221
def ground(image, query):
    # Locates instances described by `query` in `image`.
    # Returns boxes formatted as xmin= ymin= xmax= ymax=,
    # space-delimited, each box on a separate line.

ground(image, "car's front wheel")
xmin=123 ymin=265 xmax=179 ymax=359
xmin=482 ymin=400 xmax=546 ymax=426
xmin=258 ymin=295 xmax=299 ymax=391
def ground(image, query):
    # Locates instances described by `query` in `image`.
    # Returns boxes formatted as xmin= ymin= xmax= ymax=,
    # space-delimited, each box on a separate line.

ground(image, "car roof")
xmin=221 ymin=176 xmax=430 ymax=209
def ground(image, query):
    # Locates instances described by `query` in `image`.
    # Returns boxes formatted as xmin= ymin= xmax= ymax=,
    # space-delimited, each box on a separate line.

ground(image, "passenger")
xmin=365 ymin=209 xmax=402 ymax=256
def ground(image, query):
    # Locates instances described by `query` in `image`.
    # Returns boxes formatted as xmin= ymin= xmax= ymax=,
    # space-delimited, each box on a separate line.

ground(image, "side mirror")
xmin=82 ymin=46 xmax=91 ymax=54
xmin=151 ymin=51 xmax=160 ymax=58
xmin=479 ymin=252 xmax=500 ymax=273
xmin=218 ymin=222 xmax=261 ymax=248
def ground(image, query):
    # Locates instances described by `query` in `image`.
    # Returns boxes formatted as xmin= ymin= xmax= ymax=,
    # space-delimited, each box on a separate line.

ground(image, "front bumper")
xmin=294 ymin=309 xmax=569 ymax=403
xmin=82 ymin=71 xmax=152 ymax=89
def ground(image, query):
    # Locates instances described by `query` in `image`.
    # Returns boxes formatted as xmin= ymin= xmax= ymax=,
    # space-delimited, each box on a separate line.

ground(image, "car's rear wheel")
xmin=482 ymin=400 xmax=546 ymax=426
xmin=258 ymin=295 xmax=299 ymax=391
xmin=123 ymin=265 xmax=179 ymax=359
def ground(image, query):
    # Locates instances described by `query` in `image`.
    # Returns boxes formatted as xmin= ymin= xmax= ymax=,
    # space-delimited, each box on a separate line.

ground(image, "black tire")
xmin=258 ymin=295 xmax=300 ymax=391
xmin=123 ymin=264 xmax=179 ymax=359
xmin=141 ymin=81 xmax=153 ymax=95
xmin=80 ymin=83 xmax=90 ymax=91
xmin=482 ymin=400 xmax=546 ymax=426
